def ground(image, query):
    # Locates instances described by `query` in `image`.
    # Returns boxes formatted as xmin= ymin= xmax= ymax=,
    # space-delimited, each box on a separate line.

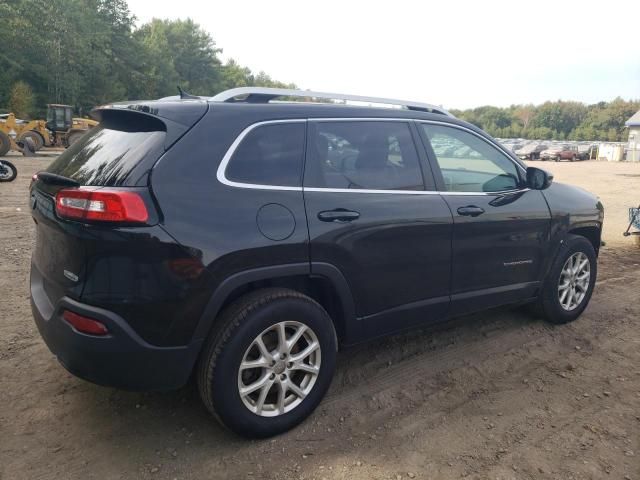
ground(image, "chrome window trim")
xmin=217 ymin=117 xmax=529 ymax=196
xmin=304 ymin=187 xmax=438 ymax=195
xmin=309 ymin=117 xmax=414 ymax=123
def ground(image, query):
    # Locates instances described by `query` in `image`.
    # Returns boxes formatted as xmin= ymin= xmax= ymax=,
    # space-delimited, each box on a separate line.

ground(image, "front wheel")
xmin=197 ymin=288 xmax=337 ymax=438
xmin=537 ymin=235 xmax=597 ymax=324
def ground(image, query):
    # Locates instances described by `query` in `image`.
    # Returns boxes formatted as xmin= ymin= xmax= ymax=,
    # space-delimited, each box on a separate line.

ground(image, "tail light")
xmin=55 ymin=188 xmax=148 ymax=223
xmin=63 ymin=310 xmax=109 ymax=336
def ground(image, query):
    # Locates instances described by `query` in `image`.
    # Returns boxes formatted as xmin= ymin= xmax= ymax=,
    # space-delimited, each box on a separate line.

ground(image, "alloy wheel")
xmin=237 ymin=321 xmax=321 ymax=417
xmin=558 ymin=252 xmax=590 ymax=311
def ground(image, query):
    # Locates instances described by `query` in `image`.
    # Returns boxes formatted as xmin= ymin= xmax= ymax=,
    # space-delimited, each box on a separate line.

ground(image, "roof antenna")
xmin=177 ymin=86 xmax=199 ymax=100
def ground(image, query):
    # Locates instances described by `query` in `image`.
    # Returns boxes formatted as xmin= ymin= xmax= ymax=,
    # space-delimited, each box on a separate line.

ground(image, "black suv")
xmin=30 ymin=88 xmax=604 ymax=438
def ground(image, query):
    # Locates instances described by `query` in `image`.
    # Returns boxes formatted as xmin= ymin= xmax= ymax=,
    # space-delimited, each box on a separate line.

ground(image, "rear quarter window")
xmin=224 ymin=122 xmax=306 ymax=187
xmin=46 ymin=122 xmax=166 ymax=187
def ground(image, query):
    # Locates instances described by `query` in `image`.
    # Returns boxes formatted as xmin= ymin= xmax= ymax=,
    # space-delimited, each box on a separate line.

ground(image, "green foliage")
xmin=8 ymin=81 xmax=35 ymax=118
xmin=0 ymin=0 xmax=294 ymax=115
xmin=455 ymin=98 xmax=640 ymax=141
xmin=2 ymin=0 xmax=636 ymax=141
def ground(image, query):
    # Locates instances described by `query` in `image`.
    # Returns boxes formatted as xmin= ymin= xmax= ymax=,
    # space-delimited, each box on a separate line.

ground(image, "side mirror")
xmin=526 ymin=167 xmax=553 ymax=190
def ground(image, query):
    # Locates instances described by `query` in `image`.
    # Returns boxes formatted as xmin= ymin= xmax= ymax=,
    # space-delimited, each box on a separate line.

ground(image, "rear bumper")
xmin=30 ymin=263 xmax=203 ymax=391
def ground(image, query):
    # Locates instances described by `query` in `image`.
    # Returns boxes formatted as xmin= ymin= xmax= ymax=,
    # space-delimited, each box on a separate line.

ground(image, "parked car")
xmin=29 ymin=87 xmax=604 ymax=438
xmin=577 ymin=144 xmax=596 ymax=160
xmin=515 ymin=142 xmax=548 ymax=160
xmin=556 ymin=145 xmax=582 ymax=162
xmin=540 ymin=145 xmax=564 ymax=161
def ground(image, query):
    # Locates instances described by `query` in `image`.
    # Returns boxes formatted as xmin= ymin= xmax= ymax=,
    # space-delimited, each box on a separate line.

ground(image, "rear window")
xmin=46 ymin=122 xmax=166 ymax=186
xmin=225 ymin=122 xmax=305 ymax=187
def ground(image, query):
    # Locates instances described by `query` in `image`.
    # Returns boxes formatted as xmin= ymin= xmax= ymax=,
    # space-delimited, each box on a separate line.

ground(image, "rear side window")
xmin=305 ymin=121 xmax=423 ymax=191
xmin=225 ymin=123 xmax=306 ymax=187
xmin=47 ymin=123 xmax=165 ymax=186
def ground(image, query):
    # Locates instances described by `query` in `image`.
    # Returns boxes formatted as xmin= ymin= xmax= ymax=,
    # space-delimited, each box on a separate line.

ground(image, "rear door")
xmin=303 ymin=120 xmax=453 ymax=340
xmin=418 ymin=122 xmax=551 ymax=315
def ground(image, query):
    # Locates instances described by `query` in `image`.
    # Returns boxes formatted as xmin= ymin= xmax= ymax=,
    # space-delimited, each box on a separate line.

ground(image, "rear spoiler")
xmin=91 ymin=99 xmax=208 ymax=150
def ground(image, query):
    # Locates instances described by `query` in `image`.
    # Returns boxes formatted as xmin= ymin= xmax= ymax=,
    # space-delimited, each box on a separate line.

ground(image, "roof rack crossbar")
xmin=209 ymin=87 xmax=453 ymax=117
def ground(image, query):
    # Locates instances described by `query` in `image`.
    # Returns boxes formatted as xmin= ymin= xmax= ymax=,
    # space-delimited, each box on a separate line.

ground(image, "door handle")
xmin=318 ymin=209 xmax=360 ymax=223
xmin=457 ymin=205 xmax=485 ymax=217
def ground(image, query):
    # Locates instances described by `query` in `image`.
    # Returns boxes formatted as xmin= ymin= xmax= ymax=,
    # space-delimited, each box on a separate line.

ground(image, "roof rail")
xmin=209 ymin=87 xmax=453 ymax=117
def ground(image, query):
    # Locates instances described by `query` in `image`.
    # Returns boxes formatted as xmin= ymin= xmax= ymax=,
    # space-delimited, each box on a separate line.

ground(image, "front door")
xmin=418 ymin=122 xmax=551 ymax=315
xmin=303 ymin=120 xmax=453 ymax=340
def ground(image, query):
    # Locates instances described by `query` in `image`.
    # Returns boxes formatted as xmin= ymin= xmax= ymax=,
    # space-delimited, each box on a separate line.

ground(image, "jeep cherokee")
xmin=30 ymin=87 xmax=604 ymax=438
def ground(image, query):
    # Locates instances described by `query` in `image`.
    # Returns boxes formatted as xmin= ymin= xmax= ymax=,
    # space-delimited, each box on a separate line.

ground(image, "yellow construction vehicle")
xmin=46 ymin=104 xmax=98 ymax=147
xmin=0 ymin=113 xmax=50 ymax=155
xmin=0 ymin=105 xmax=98 ymax=156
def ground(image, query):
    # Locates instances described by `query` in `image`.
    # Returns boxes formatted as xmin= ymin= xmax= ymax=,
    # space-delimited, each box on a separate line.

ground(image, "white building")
xmin=626 ymin=110 xmax=640 ymax=162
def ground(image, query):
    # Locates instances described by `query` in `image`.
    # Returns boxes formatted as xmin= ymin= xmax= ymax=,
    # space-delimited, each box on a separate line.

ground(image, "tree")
xmin=0 ymin=1 xmax=293 ymax=113
xmin=135 ymin=18 xmax=222 ymax=97
xmin=221 ymin=59 xmax=252 ymax=90
xmin=514 ymin=105 xmax=535 ymax=129
xmin=531 ymin=101 xmax=587 ymax=135
xmin=8 ymin=81 xmax=34 ymax=118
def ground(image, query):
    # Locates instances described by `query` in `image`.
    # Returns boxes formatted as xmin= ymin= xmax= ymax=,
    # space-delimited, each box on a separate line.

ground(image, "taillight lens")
xmin=55 ymin=188 xmax=148 ymax=223
xmin=63 ymin=310 xmax=109 ymax=336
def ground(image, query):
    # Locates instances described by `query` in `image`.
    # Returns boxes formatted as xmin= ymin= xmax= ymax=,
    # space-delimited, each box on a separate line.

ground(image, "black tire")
xmin=0 ymin=160 xmax=17 ymax=182
xmin=197 ymin=288 xmax=337 ymax=438
xmin=18 ymin=130 xmax=44 ymax=151
xmin=66 ymin=131 xmax=84 ymax=147
xmin=0 ymin=130 xmax=11 ymax=156
xmin=537 ymin=235 xmax=597 ymax=324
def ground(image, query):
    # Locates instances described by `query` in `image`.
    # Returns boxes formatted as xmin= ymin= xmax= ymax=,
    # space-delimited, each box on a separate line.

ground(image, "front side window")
xmin=226 ymin=122 xmax=305 ymax=187
xmin=421 ymin=124 xmax=521 ymax=193
xmin=305 ymin=121 xmax=423 ymax=191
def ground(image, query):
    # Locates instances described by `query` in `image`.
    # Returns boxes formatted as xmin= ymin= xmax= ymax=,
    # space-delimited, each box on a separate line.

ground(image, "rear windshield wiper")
xmin=36 ymin=172 xmax=80 ymax=188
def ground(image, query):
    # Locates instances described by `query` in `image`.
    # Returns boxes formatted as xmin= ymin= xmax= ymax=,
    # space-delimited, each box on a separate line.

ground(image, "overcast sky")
xmin=127 ymin=0 xmax=639 ymax=109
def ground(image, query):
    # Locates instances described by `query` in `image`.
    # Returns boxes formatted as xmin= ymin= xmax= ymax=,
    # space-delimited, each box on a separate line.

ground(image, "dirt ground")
xmin=1 ymin=154 xmax=639 ymax=480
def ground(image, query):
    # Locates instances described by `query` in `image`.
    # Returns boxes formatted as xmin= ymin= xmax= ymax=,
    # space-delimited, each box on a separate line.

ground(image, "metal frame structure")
xmin=209 ymin=87 xmax=453 ymax=117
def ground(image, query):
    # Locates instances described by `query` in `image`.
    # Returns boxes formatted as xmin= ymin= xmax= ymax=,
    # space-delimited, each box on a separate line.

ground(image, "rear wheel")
xmin=18 ymin=131 xmax=44 ymax=151
xmin=66 ymin=131 xmax=84 ymax=147
xmin=197 ymin=288 xmax=337 ymax=438
xmin=0 ymin=130 xmax=11 ymax=156
xmin=537 ymin=235 xmax=597 ymax=324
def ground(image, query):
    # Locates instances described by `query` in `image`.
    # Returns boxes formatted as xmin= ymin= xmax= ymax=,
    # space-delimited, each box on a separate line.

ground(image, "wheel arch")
xmin=192 ymin=263 xmax=357 ymax=348
xmin=539 ymin=222 xmax=602 ymax=285
xmin=568 ymin=224 xmax=602 ymax=255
